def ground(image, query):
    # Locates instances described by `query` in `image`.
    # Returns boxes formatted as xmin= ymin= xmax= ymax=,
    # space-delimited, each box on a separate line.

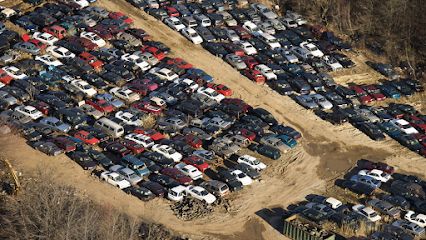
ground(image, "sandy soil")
xmin=1 ymin=0 xmax=425 ymax=239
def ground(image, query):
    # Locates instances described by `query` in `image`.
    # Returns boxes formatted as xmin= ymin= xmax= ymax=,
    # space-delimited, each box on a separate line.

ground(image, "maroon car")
xmin=104 ymin=141 xmax=131 ymax=157
xmin=160 ymin=168 xmax=193 ymax=185
xmin=357 ymin=159 xmax=395 ymax=174
xmin=120 ymin=139 xmax=145 ymax=155
xmin=361 ymin=85 xmax=386 ymax=101
xmin=48 ymin=136 xmax=76 ymax=152
xmin=350 ymin=85 xmax=374 ymax=104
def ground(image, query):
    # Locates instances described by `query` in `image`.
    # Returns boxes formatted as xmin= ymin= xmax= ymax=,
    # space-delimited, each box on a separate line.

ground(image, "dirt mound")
xmin=171 ymin=198 xmax=232 ymax=221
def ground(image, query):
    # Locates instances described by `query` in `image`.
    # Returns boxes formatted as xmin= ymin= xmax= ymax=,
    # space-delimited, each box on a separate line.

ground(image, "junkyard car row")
xmin=128 ymin=0 xmax=425 ymax=157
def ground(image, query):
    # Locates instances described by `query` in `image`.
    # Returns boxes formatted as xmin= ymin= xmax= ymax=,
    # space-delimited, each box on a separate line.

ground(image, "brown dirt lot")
xmin=1 ymin=0 xmax=425 ymax=239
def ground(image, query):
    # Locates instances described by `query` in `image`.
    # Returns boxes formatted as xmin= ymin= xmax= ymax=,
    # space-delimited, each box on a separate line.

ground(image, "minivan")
xmin=122 ymin=155 xmax=151 ymax=177
xmin=94 ymin=117 xmax=124 ymax=138
xmin=200 ymin=180 xmax=229 ymax=197
xmin=181 ymin=16 xmax=198 ymax=28
xmin=194 ymin=14 xmax=211 ymax=27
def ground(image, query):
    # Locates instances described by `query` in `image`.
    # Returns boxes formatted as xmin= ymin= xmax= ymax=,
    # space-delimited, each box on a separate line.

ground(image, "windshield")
xmin=200 ymin=190 xmax=208 ymax=196
xmin=115 ymin=175 xmax=125 ymax=181
xmin=237 ymin=173 xmax=245 ymax=178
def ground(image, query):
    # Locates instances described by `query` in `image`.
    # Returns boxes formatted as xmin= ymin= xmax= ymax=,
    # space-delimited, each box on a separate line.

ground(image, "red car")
xmin=49 ymin=136 xmax=76 ymax=152
xmin=177 ymin=134 xmax=203 ymax=148
xmin=356 ymin=159 xmax=395 ymax=174
xmin=160 ymin=168 xmax=193 ymax=185
xmin=28 ymin=100 xmax=50 ymax=115
xmin=86 ymin=99 xmax=115 ymax=113
xmin=126 ymin=83 xmax=148 ymax=96
xmin=88 ymin=25 xmax=113 ymax=40
xmin=242 ymin=56 xmax=259 ymax=69
xmin=242 ymin=69 xmax=266 ymax=84
xmin=0 ymin=69 xmax=13 ymax=85
xmin=350 ymin=85 xmax=374 ymax=104
xmin=104 ymin=141 xmax=131 ymax=157
xmin=109 ymin=12 xmax=133 ymax=24
xmin=234 ymin=128 xmax=256 ymax=141
xmin=120 ymin=139 xmax=145 ymax=155
xmin=230 ymin=26 xmax=252 ymax=40
xmin=127 ymin=79 xmax=158 ymax=92
xmin=405 ymin=115 xmax=426 ymax=133
xmin=414 ymin=134 xmax=426 ymax=147
xmin=74 ymin=130 xmax=100 ymax=145
xmin=223 ymin=43 xmax=245 ymax=56
xmin=222 ymin=98 xmax=251 ymax=112
xmin=134 ymin=128 xmax=165 ymax=141
xmin=131 ymin=101 xmax=162 ymax=115
xmin=42 ymin=25 xmax=66 ymax=39
xmin=29 ymin=39 xmax=47 ymax=50
xmin=183 ymin=155 xmax=209 ymax=172
xmin=79 ymin=52 xmax=104 ymax=70
xmin=164 ymin=6 xmax=179 ymax=17
xmin=206 ymin=83 xmax=233 ymax=96
xmin=361 ymin=85 xmax=386 ymax=101
xmin=141 ymin=46 xmax=166 ymax=60
xmin=166 ymin=57 xmax=192 ymax=69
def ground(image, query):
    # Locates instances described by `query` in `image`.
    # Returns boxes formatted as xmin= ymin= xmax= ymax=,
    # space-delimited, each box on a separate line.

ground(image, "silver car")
xmin=295 ymin=94 xmax=318 ymax=109
xmin=392 ymin=219 xmax=425 ymax=236
xmin=356 ymin=108 xmax=381 ymax=123
xmin=0 ymin=90 xmax=17 ymax=105
xmin=367 ymin=199 xmax=400 ymax=218
xmin=311 ymin=94 xmax=333 ymax=110
xmin=39 ymin=116 xmax=71 ymax=133
xmin=116 ymin=32 xmax=142 ymax=47
xmin=14 ymin=42 xmax=40 ymax=55
xmin=110 ymin=165 xmax=142 ymax=185
xmin=225 ymin=54 xmax=247 ymax=70
xmin=260 ymin=135 xmax=290 ymax=152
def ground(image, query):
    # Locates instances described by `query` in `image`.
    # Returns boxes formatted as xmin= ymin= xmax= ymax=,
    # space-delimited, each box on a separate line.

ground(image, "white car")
xmin=14 ymin=105 xmax=43 ymax=120
xmin=300 ymin=42 xmax=324 ymax=58
xmin=196 ymin=87 xmax=225 ymax=102
xmin=185 ymin=185 xmax=216 ymax=204
xmin=323 ymin=55 xmax=343 ymax=71
xmin=70 ymin=80 xmax=97 ymax=97
xmin=281 ymin=18 xmax=298 ymax=28
xmin=181 ymin=28 xmax=203 ymax=44
xmin=46 ymin=46 xmax=75 ymax=58
xmin=176 ymin=78 xmax=199 ymax=91
xmin=152 ymin=68 xmax=179 ymax=81
xmin=109 ymin=87 xmax=140 ymax=103
xmin=405 ymin=211 xmax=426 ymax=227
xmin=237 ymin=155 xmax=266 ymax=171
xmin=35 ymin=54 xmax=62 ymax=66
xmin=164 ymin=17 xmax=185 ymax=31
xmin=225 ymin=29 xmax=240 ymax=42
xmin=2 ymin=66 xmax=27 ymax=79
xmin=115 ymin=111 xmax=142 ymax=126
xmin=358 ymin=169 xmax=391 ymax=182
xmin=121 ymin=54 xmax=151 ymax=71
xmin=80 ymin=104 xmax=103 ymax=120
xmin=390 ymin=119 xmax=419 ymax=135
xmin=152 ymin=144 xmax=182 ymax=162
xmin=311 ymin=94 xmax=333 ymax=110
xmin=352 ymin=204 xmax=381 ymax=222
xmin=80 ymin=31 xmax=106 ymax=47
xmin=242 ymin=21 xmax=263 ymax=36
xmin=237 ymin=41 xmax=257 ymax=55
xmin=231 ymin=169 xmax=253 ymax=185
xmin=125 ymin=133 xmax=154 ymax=148
xmin=255 ymin=64 xmax=277 ymax=80
xmin=100 ymin=171 xmax=131 ymax=189
xmin=109 ymin=165 xmax=142 ymax=185
xmin=175 ymin=163 xmax=203 ymax=180
xmin=167 ymin=185 xmax=186 ymax=201
xmin=32 ymin=32 xmax=58 ymax=45
xmin=72 ymin=0 xmax=89 ymax=9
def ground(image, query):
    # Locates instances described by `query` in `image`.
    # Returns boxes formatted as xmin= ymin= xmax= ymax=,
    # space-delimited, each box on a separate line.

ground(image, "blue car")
xmin=186 ymin=68 xmax=213 ymax=82
xmin=378 ymin=122 xmax=403 ymax=139
xmin=122 ymin=155 xmax=151 ymax=177
xmin=377 ymin=83 xmax=401 ymax=99
xmin=350 ymin=174 xmax=381 ymax=189
xmin=14 ymin=16 xmax=38 ymax=32
xmin=275 ymin=134 xmax=297 ymax=148
xmin=95 ymin=93 xmax=125 ymax=108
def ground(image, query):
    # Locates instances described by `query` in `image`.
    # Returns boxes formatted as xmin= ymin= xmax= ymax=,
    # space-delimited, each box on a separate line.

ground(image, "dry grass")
xmin=141 ymin=114 xmax=157 ymax=129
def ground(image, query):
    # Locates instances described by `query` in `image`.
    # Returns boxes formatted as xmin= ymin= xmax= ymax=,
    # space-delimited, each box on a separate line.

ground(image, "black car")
xmin=124 ymin=186 xmax=156 ymax=201
xmin=85 ymin=149 xmax=113 ymax=168
xmin=81 ymin=74 xmax=109 ymax=90
xmin=404 ymin=79 xmax=424 ymax=92
xmin=249 ymin=108 xmax=278 ymax=126
xmin=270 ymin=124 xmax=302 ymax=140
xmin=234 ymin=163 xmax=260 ymax=179
xmin=335 ymin=85 xmax=356 ymax=99
xmin=61 ymin=57 xmax=93 ymax=74
xmin=149 ymin=174 xmax=180 ymax=188
xmin=287 ymin=78 xmax=311 ymax=95
xmin=139 ymin=157 xmax=162 ymax=173
xmin=217 ymin=169 xmax=243 ymax=191
xmin=77 ymin=125 xmax=109 ymax=143
xmin=248 ymin=144 xmax=281 ymax=160
xmin=209 ymin=27 xmax=228 ymax=41
xmin=332 ymin=53 xmax=355 ymax=68
xmin=267 ymin=79 xmax=294 ymax=95
xmin=379 ymin=194 xmax=411 ymax=210
xmin=340 ymin=179 xmax=375 ymax=195
xmin=195 ymin=26 xmax=216 ymax=42
xmin=67 ymin=151 xmax=97 ymax=170
xmin=355 ymin=122 xmax=385 ymax=141
xmin=248 ymin=38 xmax=269 ymax=52
xmin=54 ymin=108 xmax=87 ymax=127
xmin=139 ymin=181 xmax=166 ymax=197
xmin=316 ymin=109 xmax=348 ymax=125
xmin=389 ymin=80 xmax=414 ymax=96
xmin=390 ymin=180 xmax=426 ymax=200
xmin=141 ymin=152 xmax=174 ymax=167
xmin=2 ymin=86 xmax=30 ymax=102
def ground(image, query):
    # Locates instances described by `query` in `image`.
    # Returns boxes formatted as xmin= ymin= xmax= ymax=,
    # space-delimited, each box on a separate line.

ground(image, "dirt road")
xmin=2 ymin=0 xmax=425 ymax=239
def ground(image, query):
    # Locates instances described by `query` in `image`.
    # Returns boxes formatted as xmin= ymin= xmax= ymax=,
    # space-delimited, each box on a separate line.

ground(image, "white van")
xmin=258 ymin=32 xmax=281 ymax=49
xmin=94 ymin=117 xmax=124 ymax=138
xmin=167 ymin=185 xmax=186 ymax=201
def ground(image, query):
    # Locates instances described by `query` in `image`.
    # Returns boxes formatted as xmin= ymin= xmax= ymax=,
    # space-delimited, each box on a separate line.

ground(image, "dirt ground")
xmin=1 ymin=0 xmax=425 ymax=239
